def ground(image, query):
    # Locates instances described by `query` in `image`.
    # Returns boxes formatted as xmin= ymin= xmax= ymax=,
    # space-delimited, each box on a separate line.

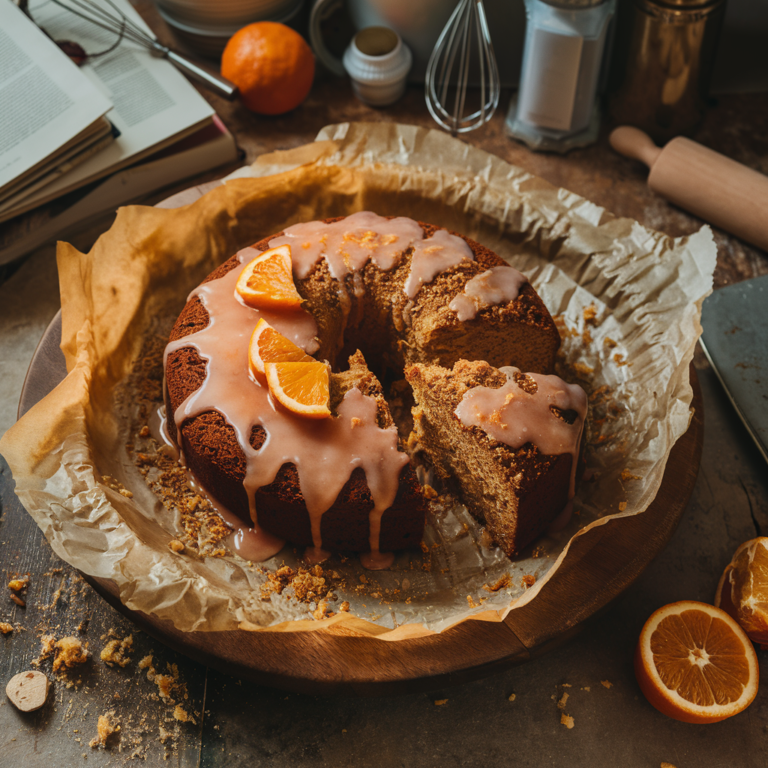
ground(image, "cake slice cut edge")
xmin=406 ymin=359 xmax=585 ymax=557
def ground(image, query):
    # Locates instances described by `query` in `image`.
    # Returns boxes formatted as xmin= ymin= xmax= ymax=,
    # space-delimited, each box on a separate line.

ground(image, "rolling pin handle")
xmin=609 ymin=126 xmax=662 ymax=169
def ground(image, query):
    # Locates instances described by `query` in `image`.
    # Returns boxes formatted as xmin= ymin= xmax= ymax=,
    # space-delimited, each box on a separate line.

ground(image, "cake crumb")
xmin=601 ymin=680 xmax=613 ymax=689
xmin=340 ymin=601 xmax=350 ymax=612
xmin=100 ymin=635 xmax=133 ymax=667
xmin=313 ymin=601 xmax=332 ymax=620
xmin=168 ymin=540 xmax=185 ymax=553
xmin=603 ymin=336 xmax=617 ymax=349
xmin=89 ymin=713 xmax=119 ymax=749
xmin=32 ymin=634 xmax=57 ymax=667
xmin=10 ymin=594 xmax=25 ymax=607
xmin=483 ymin=574 xmax=511 ymax=592
xmin=8 ymin=576 xmax=29 ymax=591
xmin=560 ymin=713 xmax=574 ymax=729
xmin=53 ymin=636 xmax=89 ymax=672
xmin=422 ymin=484 xmax=438 ymax=500
xmin=350 ymin=417 xmax=362 ymax=428
xmin=434 ymin=699 xmax=448 ymax=706
xmin=0 ymin=622 xmax=13 ymax=634
xmin=557 ymin=692 xmax=569 ymax=709
xmin=660 ymin=763 xmax=678 ymax=768
xmin=521 ymin=574 xmax=536 ymax=589
xmin=466 ymin=595 xmax=479 ymax=609
xmin=620 ymin=468 xmax=641 ymax=481
xmin=583 ymin=305 xmax=600 ymax=325
xmin=173 ymin=705 xmax=195 ymax=724
xmin=139 ymin=425 xmax=150 ymax=438
xmin=508 ymin=693 xmax=516 ymax=702
xmin=618 ymin=501 xmax=627 ymax=512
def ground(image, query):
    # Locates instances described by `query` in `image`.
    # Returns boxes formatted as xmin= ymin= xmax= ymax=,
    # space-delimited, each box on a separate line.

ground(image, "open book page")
xmin=3 ymin=0 xmax=215 ymax=218
xmin=0 ymin=2 xmax=112 ymax=194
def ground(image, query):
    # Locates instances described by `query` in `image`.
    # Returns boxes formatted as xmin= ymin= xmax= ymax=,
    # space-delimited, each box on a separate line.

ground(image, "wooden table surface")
xmin=1 ymin=3 xmax=768 ymax=766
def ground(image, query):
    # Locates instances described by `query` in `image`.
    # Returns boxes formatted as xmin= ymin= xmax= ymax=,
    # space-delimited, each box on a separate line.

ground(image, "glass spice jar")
xmin=608 ymin=0 xmax=726 ymax=143
xmin=506 ymin=0 xmax=616 ymax=152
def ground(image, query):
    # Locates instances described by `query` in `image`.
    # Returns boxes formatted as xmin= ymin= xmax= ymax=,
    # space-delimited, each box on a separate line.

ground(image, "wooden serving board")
xmin=16 ymin=182 xmax=703 ymax=694
xmin=18 ymin=307 xmax=703 ymax=695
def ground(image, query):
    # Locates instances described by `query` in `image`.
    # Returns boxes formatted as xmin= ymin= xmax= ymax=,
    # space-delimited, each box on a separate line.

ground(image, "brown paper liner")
xmin=0 ymin=123 xmax=716 ymax=638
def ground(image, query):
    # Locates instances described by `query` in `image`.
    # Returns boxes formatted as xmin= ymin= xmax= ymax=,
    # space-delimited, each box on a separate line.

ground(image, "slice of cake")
xmin=406 ymin=359 xmax=588 ymax=556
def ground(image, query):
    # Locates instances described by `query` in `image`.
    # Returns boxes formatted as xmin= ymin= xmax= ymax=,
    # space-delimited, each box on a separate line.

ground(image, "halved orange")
xmin=716 ymin=537 xmax=768 ymax=646
xmin=635 ymin=600 xmax=758 ymax=724
xmin=265 ymin=361 xmax=331 ymax=419
xmin=249 ymin=319 xmax=313 ymax=378
xmin=235 ymin=244 xmax=302 ymax=310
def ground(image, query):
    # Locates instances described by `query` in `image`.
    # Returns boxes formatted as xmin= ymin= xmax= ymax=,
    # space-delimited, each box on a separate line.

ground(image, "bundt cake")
xmin=406 ymin=360 xmax=588 ymax=556
xmin=163 ymin=211 xmax=564 ymax=567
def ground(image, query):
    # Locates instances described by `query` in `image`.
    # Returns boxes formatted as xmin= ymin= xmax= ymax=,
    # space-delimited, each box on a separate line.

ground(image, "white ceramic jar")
xmin=342 ymin=27 xmax=412 ymax=107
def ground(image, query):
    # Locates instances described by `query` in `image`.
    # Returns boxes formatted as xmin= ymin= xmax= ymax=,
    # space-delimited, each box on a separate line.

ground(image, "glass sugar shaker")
xmin=506 ymin=0 xmax=616 ymax=152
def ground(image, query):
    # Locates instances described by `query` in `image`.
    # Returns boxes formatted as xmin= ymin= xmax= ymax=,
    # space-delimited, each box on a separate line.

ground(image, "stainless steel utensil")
xmin=38 ymin=0 xmax=238 ymax=100
xmin=424 ymin=0 xmax=500 ymax=134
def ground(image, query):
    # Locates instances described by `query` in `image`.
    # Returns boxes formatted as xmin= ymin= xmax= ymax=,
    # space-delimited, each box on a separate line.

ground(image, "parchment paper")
xmin=0 ymin=123 xmax=716 ymax=637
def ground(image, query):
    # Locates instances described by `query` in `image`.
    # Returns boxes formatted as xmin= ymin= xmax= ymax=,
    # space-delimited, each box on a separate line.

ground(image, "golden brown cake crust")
xmin=164 ymin=218 xmax=561 ymax=554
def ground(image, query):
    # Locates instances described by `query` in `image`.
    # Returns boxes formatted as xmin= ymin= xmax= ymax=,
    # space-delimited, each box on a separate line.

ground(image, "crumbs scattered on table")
xmin=89 ymin=712 xmax=120 ymax=749
xmin=557 ymin=692 xmax=569 ymax=710
xmin=508 ymin=693 xmax=516 ymax=702
xmin=8 ymin=576 xmax=29 ymax=592
xmin=560 ymin=713 xmax=575 ymax=729
xmin=0 ymin=622 xmax=13 ymax=634
xmin=168 ymin=539 xmax=185 ymax=553
xmin=434 ymin=699 xmax=448 ymax=706
xmin=620 ymin=468 xmax=641 ymax=482
xmin=601 ymin=679 xmax=613 ymax=689
xmin=53 ymin=636 xmax=89 ymax=672
xmin=618 ymin=501 xmax=627 ymax=512
xmin=100 ymin=633 xmax=133 ymax=667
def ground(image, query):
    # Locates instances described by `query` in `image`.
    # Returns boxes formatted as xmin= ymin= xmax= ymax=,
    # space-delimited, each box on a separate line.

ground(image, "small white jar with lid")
xmin=343 ymin=26 xmax=412 ymax=107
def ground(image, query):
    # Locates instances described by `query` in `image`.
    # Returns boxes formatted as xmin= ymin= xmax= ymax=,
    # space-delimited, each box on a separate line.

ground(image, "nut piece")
xmin=6 ymin=670 xmax=50 ymax=712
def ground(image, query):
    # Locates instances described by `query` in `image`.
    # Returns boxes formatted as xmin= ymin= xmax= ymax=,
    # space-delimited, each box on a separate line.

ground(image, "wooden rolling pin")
xmin=609 ymin=126 xmax=768 ymax=252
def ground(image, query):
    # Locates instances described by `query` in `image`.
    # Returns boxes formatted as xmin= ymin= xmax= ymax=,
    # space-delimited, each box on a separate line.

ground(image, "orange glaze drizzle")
xmin=455 ymin=367 xmax=587 ymax=502
xmin=448 ymin=266 xmax=528 ymax=320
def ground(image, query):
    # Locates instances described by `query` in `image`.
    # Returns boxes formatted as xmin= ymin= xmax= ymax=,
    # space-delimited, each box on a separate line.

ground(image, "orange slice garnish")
xmin=635 ymin=600 xmax=758 ymax=724
xmin=249 ymin=319 xmax=313 ymax=379
xmin=236 ymin=244 xmax=302 ymax=310
xmin=716 ymin=537 xmax=768 ymax=645
xmin=265 ymin=361 xmax=331 ymax=419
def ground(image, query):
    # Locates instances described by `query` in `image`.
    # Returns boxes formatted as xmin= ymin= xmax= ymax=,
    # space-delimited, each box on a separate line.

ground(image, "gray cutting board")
xmin=701 ymin=275 xmax=768 ymax=463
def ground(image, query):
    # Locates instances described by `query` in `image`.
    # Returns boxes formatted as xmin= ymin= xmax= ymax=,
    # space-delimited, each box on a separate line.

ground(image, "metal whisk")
xmin=425 ymin=0 xmax=500 ymax=135
xmin=30 ymin=0 xmax=238 ymax=99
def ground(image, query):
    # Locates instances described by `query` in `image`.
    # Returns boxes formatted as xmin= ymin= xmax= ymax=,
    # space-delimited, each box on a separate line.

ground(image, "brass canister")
xmin=608 ymin=0 xmax=726 ymax=142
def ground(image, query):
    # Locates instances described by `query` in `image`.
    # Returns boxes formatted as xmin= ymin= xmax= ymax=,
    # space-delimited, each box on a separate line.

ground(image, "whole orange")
xmin=221 ymin=22 xmax=315 ymax=116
